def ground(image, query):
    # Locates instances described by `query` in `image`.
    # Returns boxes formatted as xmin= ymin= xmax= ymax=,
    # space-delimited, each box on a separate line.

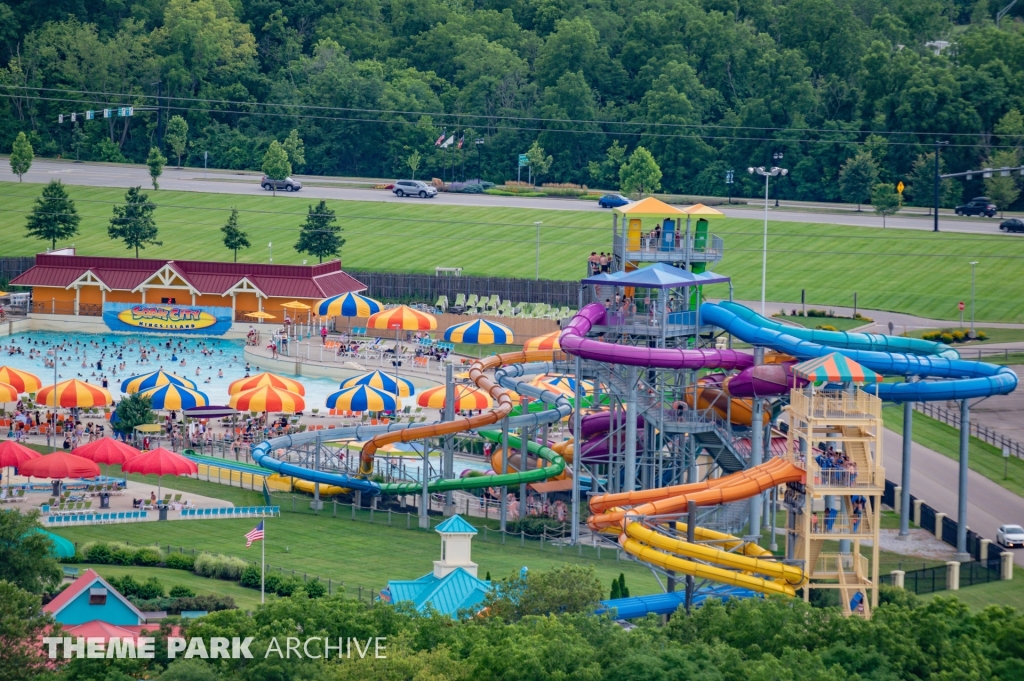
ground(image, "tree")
xmin=0 ymin=580 xmax=56 ymax=681
xmin=71 ymin=123 xmax=86 ymax=162
xmin=295 ymin=200 xmax=344 ymax=263
xmin=261 ymin=141 xmax=291 ymax=196
xmin=282 ymin=129 xmax=305 ymax=170
xmin=906 ymin=152 xmax=961 ymax=211
xmin=111 ymin=393 xmax=156 ymax=435
xmin=221 ymin=208 xmax=250 ymax=262
xmin=146 ymin=147 xmax=166 ymax=190
xmin=407 ymin=150 xmax=422 ymax=179
xmin=609 ymin=577 xmax=621 ymax=600
xmin=588 ymin=141 xmax=627 ymax=188
xmin=108 ymin=186 xmax=161 ymax=258
xmin=25 ymin=180 xmax=80 ymax=250
xmin=9 ymin=131 xmax=32 ymax=182
xmin=617 ymin=573 xmax=629 ymax=598
xmin=871 ymin=183 xmax=901 ymax=228
xmin=838 ymin=151 xmax=879 ymax=210
xmin=984 ymin=150 xmax=1020 ymax=217
xmin=165 ymin=115 xmax=189 ymax=167
xmin=0 ymin=510 xmax=62 ymax=593
xmin=620 ymin=146 xmax=662 ymax=198
xmin=525 ymin=140 xmax=552 ymax=185
xmin=480 ymin=564 xmax=603 ymax=621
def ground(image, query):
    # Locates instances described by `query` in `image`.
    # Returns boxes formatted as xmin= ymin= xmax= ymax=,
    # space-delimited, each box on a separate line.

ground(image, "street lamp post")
xmin=969 ymin=261 xmax=978 ymax=338
xmin=268 ymin=242 xmax=273 ymax=263
xmin=475 ymin=138 xmax=484 ymax=180
xmin=772 ymin=152 xmax=784 ymax=207
xmin=749 ymin=165 xmax=788 ymax=316
xmin=534 ymin=221 xmax=543 ymax=280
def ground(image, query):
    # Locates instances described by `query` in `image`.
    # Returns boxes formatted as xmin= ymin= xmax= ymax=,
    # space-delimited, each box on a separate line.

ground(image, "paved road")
xmin=884 ymin=428 xmax=1024 ymax=567
xmin=3 ymin=158 xmax=1017 ymax=236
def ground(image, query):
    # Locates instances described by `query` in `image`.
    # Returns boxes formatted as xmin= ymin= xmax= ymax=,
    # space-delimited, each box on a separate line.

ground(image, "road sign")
xmin=103 ymin=108 xmax=111 ymax=118
xmin=518 ymin=154 xmax=529 ymax=167
xmin=58 ymin=114 xmax=63 ymax=124
xmin=86 ymin=110 xmax=94 ymax=120
xmin=71 ymin=112 xmax=76 ymax=122
xmin=958 ymin=301 xmax=965 ymax=311
xmin=897 ymin=181 xmax=905 ymax=193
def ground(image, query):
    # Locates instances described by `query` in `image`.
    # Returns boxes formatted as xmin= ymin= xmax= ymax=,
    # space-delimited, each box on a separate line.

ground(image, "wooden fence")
xmin=334 ymin=311 xmax=560 ymax=342
xmin=0 ymin=256 xmax=34 ymax=284
xmin=346 ymin=270 xmax=580 ymax=308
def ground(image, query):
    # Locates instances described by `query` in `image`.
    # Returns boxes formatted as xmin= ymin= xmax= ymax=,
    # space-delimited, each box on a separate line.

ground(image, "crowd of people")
xmin=814 ymin=445 xmax=859 ymax=487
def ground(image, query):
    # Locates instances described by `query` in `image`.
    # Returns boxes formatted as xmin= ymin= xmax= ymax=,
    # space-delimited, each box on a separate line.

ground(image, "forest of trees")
xmin=1 ymin=0 xmax=1023 ymax=206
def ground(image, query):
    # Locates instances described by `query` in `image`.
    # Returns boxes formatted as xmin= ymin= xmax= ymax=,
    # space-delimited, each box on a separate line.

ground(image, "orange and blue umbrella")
xmin=523 ymin=331 xmax=560 ymax=352
xmin=792 ymin=353 xmax=882 ymax=385
xmin=229 ymin=386 xmax=306 ymax=413
xmin=444 ymin=319 xmax=514 ymax=345
xmin=367 ymin=305 xmax=437 ymax=331
xmin=326 ymin=385 xmax=401 ymax=412
xmin=0 ymin=366 xmax=42 ymax=393
xmin=139 ymin=384 xmax=210 ymax=411
xmin=416 ymin=385 xmax=494 ymax=411
xmin=121 ymin=370 xmax=197 ymax=394
xmin=316 ymin=292 xmax=383 ymax=318
xmin=340 ymin=370 xmax=414 ymax=397
xmin=36 ymin=379 xmax=113 ymax=408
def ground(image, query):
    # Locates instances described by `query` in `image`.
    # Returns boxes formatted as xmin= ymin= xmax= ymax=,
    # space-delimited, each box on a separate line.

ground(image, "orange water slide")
xmin=359 ymin=349 xmax=557 ymax=473
xmin=680 ymin=381 xmax=769 ymax=427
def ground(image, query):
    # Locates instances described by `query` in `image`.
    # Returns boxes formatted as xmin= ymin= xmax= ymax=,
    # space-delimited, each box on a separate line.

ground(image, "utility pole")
xmin=933 ymin=140 xmax=947 ymax=232
xmin=152 ymin=81 xmax=163 ymax=149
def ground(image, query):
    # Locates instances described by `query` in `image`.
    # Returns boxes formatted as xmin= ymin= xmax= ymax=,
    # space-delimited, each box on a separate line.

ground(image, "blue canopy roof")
xmin=436 ymin=514 xmax=478 ymax=535
xmin=581 ymin=263 xmax=731 ymax=289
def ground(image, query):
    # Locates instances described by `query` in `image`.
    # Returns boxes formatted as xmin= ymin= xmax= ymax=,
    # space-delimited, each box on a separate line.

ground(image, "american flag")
xmin=245 ymin=521 xmax=264 ymax=547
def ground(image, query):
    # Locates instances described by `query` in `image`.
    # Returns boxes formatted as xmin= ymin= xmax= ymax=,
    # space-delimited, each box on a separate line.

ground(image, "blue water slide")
xmin=701 ymin=303 xmax=1017 ymax=403
xmin=718 ymin=301 xmax=959 ymax=359
xmin=596 ymin=584 xmax=756 ymax=618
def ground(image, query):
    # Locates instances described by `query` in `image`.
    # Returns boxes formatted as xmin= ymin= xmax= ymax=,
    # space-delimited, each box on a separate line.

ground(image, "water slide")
xmin=681 ymin=373 xmax=769 ymax=426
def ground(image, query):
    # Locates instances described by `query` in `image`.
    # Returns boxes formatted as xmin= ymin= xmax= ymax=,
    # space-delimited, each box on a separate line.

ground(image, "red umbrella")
xmin=19 ymin=451 xmax=101 ymax=479
xmin=73 ymin=437 xmax=141 ymax=465
xmin=0 ymin=440 xmax=42 ymax=488
xmin=121 ymin=447 xmax=198 ymax=497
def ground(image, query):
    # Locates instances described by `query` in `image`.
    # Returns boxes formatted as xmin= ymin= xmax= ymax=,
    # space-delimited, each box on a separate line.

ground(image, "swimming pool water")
xmin=0 ymin=330 xmax=352 ymax=410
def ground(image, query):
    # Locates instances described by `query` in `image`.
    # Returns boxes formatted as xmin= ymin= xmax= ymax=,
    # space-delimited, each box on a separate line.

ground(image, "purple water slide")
xmin=723 ymin=362 xmax=806 ymax=398
xmin=560 ymin=304 xmax=753 ymax=370
xmin=580 ymin=411 xmax=645 ymax=439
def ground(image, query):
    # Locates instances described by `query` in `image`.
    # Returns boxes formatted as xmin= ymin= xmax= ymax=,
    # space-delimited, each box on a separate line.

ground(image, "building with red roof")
xmin=12 ymin=250 xmax=365 ymax=333
xmin=44 ymin=569 xmax=148 ymax=626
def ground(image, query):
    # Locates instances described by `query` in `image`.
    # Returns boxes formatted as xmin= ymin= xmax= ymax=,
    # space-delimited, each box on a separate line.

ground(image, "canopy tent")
xmin=20 ymin=451 xmax=100 ymax=479
xmin=523 ymin=331 xmax=560 ymax=352
xmin=792 ymin=353 xmax=883 ymax=385
xmin=340 ymin=370 xmax=415 ymax=398
xmin=36 ymin=379 xmax=113 ymax=408
xmin=612 ymin=197 xmax=687 ymax=217
xmin=0 ymin=381 xmax=20 ymax=402
xmin=326 ymin=385 xmax=401 ymax=412
xmin=121 ymin=370 xmax=197 ymax=394
xmin=416 ymin=385 xmax=494 ymax=411
xmin=582 ymin=263 xmax=730 ymax=288
xmin=229 ymin=385 xmax=306 ymax=413
xmin=139 ymin=384 xmax=210 ymax=411
xmin=122 ymin=447 xmax=198 ymax=497
xmin=681 ymin=203 xmax=726 ymax=218
xmin=0 ymin=367 xmax=42 ymax=393
xmin=316 ymin=292 xmax=383 ymax=318
xmin=228 ymin=372 xmax=305 ymax=396
xmin=444 ymin=319 xmax=514 ymax=345
xmin=367 ymin=305 xmax=437 ymax=331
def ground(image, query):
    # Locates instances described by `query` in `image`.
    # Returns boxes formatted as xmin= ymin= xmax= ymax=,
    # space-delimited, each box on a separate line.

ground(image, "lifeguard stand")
xmin=783 ymin=355 xmax=884 ymax=618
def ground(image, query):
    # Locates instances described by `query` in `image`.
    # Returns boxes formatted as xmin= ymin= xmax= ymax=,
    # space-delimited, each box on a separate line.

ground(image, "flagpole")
xmin=261 ymin=519 xmax=265 ymax=604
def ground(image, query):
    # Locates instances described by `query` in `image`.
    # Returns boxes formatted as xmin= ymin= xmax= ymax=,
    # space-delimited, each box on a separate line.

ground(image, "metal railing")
xmin=614 ymin=234 xmax=724 ymax=261
xmin=915 ymin=401 xmax=1024 ymax=460
xmin=808 ymin=509 xmax=872 ymax=536
xmin=789 ymin=389 xmax=882 ymax=420
xmin=815 ymin=552 xmax=869 ymax=577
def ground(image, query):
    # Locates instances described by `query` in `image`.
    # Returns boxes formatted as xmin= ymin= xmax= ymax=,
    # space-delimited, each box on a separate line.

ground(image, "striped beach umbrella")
xmin=316 ymin=292 xmax=383 ymax=318
xmin=367 ymin=305 xmax=437 ymax=331
xmin=36 ymin=379 xmax=113 ymax=408
xmin=0 ymin=381 xmax=21 ymax=402
xmin=792 ymin=353 xmax=882 ymax=385
xmin=416 ymin=385 xmax=494 ymax=411
xmin=530 ymin=374 xmax=593 ymax=396
xmin=326 ymin=385 xmax=401 ymax=412
xmin=443 ymin=319 xmax=514 ymax=345
xmin=139 ymin=384 xmax=210 ymax=411
xmin=0 ymin=367 xmax=42 ymax=393
xmin=523 ymin=331 xmax=560 ymax=352
xmin=340 ymin=370 xmax=415 ymax=397
xmin=121 ymin=370 xmax=197 ymax=394
xmin=228 ymin=386 xmax=306 ymax=413
xmin=228 ymin=372 xmax=305 ymax=396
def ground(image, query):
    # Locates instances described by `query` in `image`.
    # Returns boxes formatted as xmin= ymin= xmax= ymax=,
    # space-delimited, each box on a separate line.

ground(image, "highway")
xmin=1 ymin=158 xmax=1016 ymax=236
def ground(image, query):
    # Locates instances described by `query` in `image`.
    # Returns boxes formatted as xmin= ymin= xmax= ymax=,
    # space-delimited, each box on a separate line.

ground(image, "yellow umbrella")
xmin=280 ymin=301 xmax=311 ymax=310
xmin=245 ymin=311 xmax=276 ymax=319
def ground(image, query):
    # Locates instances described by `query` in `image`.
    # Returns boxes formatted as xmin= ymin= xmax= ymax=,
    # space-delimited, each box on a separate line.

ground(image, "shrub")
xmin=507 ymin=516 xmax=567 ymax=538
xmin=62 ymin=552 xmax=83 ymax=564
xmin=108 ymin=574 xmax=141 ymax=597
xmin=134 ymin=548 xmax=163 ymax=566
xmin=303 ymin=580 xmax=326 ymax=598
xmin=263 ymin=573 xmax=282 ymax=594
xmin=275 ymin=577 xmax=303 ymax=597
xmin=164 ymin=553 xmax=195 ymax=571
xmin=173 ymin=595 xmax=235 ymax=613
xmin=84 ymin=542 xmax=113 ymax=564
xmin=193 ymin=553 xmax=247 ymax=581
xmin=815 ymin=325 xmax=838 ymax=331
xmin=169 ymin=586 xmax=195 ymax=598
xmin=939 ymin=333 xmax=955 ymax=344
xmin=239 ymin=564 xmax=262 ymax=589
xmin=977 ymin=331 xmax=988 ymax=340
xmin=136 ymin=577 xmax=165 ymax=600
xmin=111 ymin=549 xmax=136 ymax=566
xmin=951 ymin=330 xmax=965 ymax=342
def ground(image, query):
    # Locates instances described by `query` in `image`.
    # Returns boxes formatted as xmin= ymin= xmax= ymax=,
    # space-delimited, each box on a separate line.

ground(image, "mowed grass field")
xmin=4 ymin=183 xmax=1024 ymax=322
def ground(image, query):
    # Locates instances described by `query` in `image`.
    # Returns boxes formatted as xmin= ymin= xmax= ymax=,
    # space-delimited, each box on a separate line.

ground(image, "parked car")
xmin=997 ymin=524 xmax=1024 ymax=548
xmin=954 ymin=196 xmax=996 ymax=217
xmin=261 ymin=176 xmax=302 ymax=192
xmin=999 ymin=218 xmax=1024 ymax=233
xmin=393 ymin=180 xmax=437 ymax=198
xmin=598 ymin=194 xmax=631 ymax=208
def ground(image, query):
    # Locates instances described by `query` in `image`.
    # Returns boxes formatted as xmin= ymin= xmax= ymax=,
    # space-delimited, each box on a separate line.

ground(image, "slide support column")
xmin=956 ymin=399 xmax=971 ymax=561
xmin=625 ymin=365 xmax=639 ymax=492
xmin=748 ymin=347 xmax=764 ymax=540
xmin=500 ymin=417 xmax=509 ymax=533
xmin=443 ymin=363 xmax=455 ymax=515
xmin=571 ymin=353 xmax=583 ymax=544
xmin=899 ymin=399 xmax=913 ymax=539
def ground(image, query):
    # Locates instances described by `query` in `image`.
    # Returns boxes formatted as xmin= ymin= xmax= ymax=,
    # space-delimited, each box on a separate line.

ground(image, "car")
xmin=999 ymin=218 xmax=1024 ymax=233
xmin=393 ymin=180 xmax=437 ymax=198
xmin=955 ymin=196 xmax=997 ymax=217
xmin=261 ymin=176 xmax=302 ymax=192
xmin=997 ymin=524 xmax=1024 ymax=548
xmin=598 ymin=194 xmax=631 ymax=208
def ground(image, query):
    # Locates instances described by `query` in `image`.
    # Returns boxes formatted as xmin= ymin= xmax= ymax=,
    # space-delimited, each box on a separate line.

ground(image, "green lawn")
xmin=923 ymin=570 xmax=1024 ymax=611
xmin=5 ymin=183 xmax=1024 ymax=322
xmin=773 ymin=315 xmax=872 ymax=332
xmin=883 ymin=406 xmax=1024 ymax=498
xmin=73 ymin=563 xmax=266 ymax=611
